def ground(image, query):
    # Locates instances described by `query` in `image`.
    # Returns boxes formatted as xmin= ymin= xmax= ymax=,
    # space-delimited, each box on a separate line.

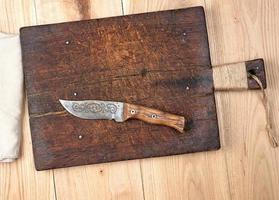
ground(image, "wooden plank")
xmin=122 ymin=1 xmax=231 ymax=200
xmin=0 ymin=1 xmax=55 ymax=200
xmin=33 ymin=0 xmax=144 ymax=199
xmin=205 ymin=0 xmax=279 ymax=199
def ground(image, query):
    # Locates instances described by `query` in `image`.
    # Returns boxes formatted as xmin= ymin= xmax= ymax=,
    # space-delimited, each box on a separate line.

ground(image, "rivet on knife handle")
xmin=59 ymin=99 xmax=186 ymax=133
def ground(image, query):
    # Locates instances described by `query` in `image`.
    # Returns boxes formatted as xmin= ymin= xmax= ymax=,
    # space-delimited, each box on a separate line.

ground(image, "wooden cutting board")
xmin=20 ymin=6 xmax=241 ymax=170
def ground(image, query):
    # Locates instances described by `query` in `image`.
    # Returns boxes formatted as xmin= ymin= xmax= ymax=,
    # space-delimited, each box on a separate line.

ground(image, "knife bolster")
xmin=123 ymin=103 xmax=185 ymax=133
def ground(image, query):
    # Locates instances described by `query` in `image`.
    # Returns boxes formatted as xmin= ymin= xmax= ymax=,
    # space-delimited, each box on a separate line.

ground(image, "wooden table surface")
xmin=1 ymin=0 xmax=279 ymax=199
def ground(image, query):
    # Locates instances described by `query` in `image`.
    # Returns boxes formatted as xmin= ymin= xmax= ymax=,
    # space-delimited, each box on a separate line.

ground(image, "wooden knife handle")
xmin=123 ymin=103 xmax=185 ymax=133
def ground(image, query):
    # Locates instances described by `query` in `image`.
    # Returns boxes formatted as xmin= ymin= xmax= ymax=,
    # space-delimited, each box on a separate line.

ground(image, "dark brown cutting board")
xmin=20 ymin=6 xmax=220 ymax=170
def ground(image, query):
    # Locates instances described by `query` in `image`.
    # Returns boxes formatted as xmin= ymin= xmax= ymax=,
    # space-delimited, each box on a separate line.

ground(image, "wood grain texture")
xmin=21 ymin=6 xmax=220 ymax=170
xmin=0 ymin=0 xmax=36 ymax=33
xmin=124 ymin=103 xmax=185 ymax=133
xmin=0 ymin=1 xmax=55 ymax=200
xmin=32 ymin=0 xmax=144 ymax=199
xmin=206 ymin=0 xmax=279 ymax=199
xmin=122 ymin=0 xmax=204 ymax=14
xmin=34 ymin=0 xmax=123 ymax=24
xmin=53 ymin=161 xmax=144 ymax=200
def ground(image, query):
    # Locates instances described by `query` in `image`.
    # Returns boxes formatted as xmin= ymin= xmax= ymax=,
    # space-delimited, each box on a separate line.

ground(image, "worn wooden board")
xmin=20 ymin=6 xmax=220 ymax=170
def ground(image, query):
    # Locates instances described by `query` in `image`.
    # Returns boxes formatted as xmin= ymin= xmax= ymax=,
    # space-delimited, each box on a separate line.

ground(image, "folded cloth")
xmin=0 ymin=33 xmax=23 ymax=162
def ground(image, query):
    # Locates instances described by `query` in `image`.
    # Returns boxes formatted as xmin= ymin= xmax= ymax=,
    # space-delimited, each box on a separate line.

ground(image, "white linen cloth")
xmin=0 ymin=32 xmax=23 ymax=162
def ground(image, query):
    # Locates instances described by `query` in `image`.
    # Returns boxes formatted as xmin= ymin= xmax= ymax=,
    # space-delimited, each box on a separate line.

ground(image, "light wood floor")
xmin=1 ymin=0 xmax=279 ymax=199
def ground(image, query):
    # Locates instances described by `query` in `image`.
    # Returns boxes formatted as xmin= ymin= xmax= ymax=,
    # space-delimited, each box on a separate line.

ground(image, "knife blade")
xmin=59 ymin=99 xmax=186 ymax=133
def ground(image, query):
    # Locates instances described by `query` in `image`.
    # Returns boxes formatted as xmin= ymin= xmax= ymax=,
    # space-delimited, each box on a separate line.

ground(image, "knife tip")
xmin=59 ymin=99 xmax=67 ymax=106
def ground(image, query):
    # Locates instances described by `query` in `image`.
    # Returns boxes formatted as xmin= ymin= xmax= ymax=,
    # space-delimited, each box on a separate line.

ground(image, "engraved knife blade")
xmin=59 ymin=99 xmax=124 ymax=122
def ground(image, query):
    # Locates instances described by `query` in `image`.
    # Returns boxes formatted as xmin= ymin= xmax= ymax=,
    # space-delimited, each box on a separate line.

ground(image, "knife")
xmin=59 ymin=99 xmax=186 ymax=133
